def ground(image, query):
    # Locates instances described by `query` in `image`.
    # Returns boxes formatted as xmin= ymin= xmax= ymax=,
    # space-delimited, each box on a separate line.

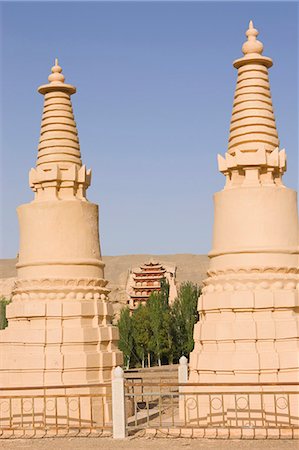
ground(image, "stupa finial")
xmin=38 ymin=59 xmax=76 ymax=95
xmin=48 ymin=58 xmax=65 ymax=84
xmin=242 ymin=20 xmax=263 ymax=56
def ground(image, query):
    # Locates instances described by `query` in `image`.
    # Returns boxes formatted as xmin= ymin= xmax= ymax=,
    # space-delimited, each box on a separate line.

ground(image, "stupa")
xmin=188 ymin=22 xmax=299 ymax=421
xmin=0 ymin=60 xmax=122 ymax=389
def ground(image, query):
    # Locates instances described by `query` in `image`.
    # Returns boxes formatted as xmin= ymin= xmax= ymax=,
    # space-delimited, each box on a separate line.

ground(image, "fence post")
xmin=179 ymin=356 xmax=188 ymax=384
xmin=179 ymin=356 xmax=188 ymax=422
xmin=112 ymin=366 xmax=127 ymax=439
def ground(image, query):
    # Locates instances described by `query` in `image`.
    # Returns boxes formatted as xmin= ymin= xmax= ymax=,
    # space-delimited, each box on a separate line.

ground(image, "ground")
xmin=1 ymin=437 xmax=298 ymax=450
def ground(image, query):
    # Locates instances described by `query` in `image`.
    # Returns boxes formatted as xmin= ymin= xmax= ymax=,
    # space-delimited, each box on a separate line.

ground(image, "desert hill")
xmin=0 ymin=254 xmax=209 ymax=315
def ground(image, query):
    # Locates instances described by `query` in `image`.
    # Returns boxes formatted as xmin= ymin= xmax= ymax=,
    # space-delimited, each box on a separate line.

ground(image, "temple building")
xmin=0 ymin=60 xmax=122 ymax=390
xmin=187 ymin=22 xmax=299 ymax=422
xmin=126 ymin=260 xmax=177 ymax=310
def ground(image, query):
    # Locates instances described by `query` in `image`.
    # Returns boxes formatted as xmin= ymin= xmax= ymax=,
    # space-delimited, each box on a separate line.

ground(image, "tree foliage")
xmin=0 ymin=297 xmax=11 ymax=330
xmin=171 ymin=282 xmax=200 ymax=358
xmin=117 ymin=307 xmax=134 ymax=369
xmin=147 ymin=279 xmax=172 ymax=366
xmin=117 ymin=280 xmax=201 ymax=368
xmin=131 ymin=304 xmax=151 ymax=368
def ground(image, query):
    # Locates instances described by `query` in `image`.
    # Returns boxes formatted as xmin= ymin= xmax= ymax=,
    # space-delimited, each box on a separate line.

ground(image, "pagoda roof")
xmin=134 ymin=269 xmax=165 ymax=275
xmin=140 ymin=260 xmax=164 ymax=268
xmin=133 ymin=274 xmax=163 ymax=280
xmin=132 ymin=285 xmax=161 ymax=291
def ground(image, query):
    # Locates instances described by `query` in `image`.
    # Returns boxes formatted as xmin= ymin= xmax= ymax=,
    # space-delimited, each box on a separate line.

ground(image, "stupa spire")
xmin=218 ymin=22 xmax=286 ymax=188
xmin=29 ymin=60 xmax=91 ymax=200
xmin=228 ymin=21 xmax=279 ymax=154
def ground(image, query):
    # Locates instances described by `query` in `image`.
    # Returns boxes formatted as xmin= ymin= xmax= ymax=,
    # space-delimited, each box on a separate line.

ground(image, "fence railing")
xmin=124 ymin=381 xmax=299 ymax=439
xmin=1 ymin=361 xmax=298 ymax=440
xmin=0 ymin=383 xmax=112 ymax=438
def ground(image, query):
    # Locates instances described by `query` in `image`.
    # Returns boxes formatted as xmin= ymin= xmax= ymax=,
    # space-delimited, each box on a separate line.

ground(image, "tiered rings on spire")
xmin=37 ymin=59 xmax=81 ymax=168
xmin=228 ymin=21 xmax=279 ymax=154
xmin=218 ymin=22 xmax=286 ymax=188
xmin=29 ymin=60 xmax=91 ymax=201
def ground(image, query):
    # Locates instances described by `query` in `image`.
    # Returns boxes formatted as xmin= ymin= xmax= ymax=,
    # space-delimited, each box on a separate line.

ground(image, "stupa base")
xmin=0 ymin=293 xmax=123 ymax=425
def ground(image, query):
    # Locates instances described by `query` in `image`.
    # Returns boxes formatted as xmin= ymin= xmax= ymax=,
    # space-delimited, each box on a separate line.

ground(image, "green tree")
xmin=0 ymin=297 xmax=11 ymax=330
xmin=131 ymin=304 xmax=152 ymax=368
xmin=147 ymin=279 xmax=173 ymax=366
xmin=117 ymin=307 xmax=133 ymax=369
xmin=171 ymin=282 xmax=201 ymax=359
xmin=117 ymin=280 xmax=200 ymax=369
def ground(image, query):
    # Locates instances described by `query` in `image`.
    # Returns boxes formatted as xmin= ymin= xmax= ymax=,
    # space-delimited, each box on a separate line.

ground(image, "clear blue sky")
xmin=0 ymin=1 xmax=298 ymax=258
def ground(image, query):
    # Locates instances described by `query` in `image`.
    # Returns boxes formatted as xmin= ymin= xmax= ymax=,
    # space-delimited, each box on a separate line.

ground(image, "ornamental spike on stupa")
xmin=30 ymin=60 xmax=91 ymax=200
xmin=242 ymin=20 xmax=264 ymax=57
xmin=228 ymin=20 xmax=279 ymax=155
xmin=218 ymin=21 xmax=286 ymax=188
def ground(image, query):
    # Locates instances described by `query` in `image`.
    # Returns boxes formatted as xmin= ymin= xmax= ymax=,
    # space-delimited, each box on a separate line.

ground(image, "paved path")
xmin=1 ymin=437 xmax=298 ymax=449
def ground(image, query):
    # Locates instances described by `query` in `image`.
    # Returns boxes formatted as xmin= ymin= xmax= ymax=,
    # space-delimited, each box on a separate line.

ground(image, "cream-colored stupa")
xmin=0 ymin=60 xmax=122 ymax=388
xmin=188 ymin=21 xmax=298 ymax=410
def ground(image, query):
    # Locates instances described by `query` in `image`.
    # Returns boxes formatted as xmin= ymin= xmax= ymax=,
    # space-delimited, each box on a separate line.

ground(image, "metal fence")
xmin=1 ymin=370 xmax=298 ymax=440
xmin=0 ymin=383 xmax=112 ymax=438
xmin=124 ymin=381 xmax=299 ymax=439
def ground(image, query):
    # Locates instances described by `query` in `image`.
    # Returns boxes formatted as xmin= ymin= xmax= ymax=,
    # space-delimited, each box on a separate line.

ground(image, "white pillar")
xmin=179 ymin=356 xmax=188 ymax=422
xmin=112 ymin=366 xmax=127 ymax=439
xmin=179 ymin=356 xmax=188 ymax=383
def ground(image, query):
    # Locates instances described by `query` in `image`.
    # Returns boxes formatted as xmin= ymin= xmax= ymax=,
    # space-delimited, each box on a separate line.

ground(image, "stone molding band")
xmin=209 ymin=247 xmax=299 ymax=257
xmin=12 ymin=291 xmax=110 ymax=301
xmin=207 ymin=266 xmax=299 ymax=276
xmin=16 ymin=259 xmax=105 ymax=269
xmin=12 ymin=277 xmax=110 ymax=300
xmin=14 ymin=277 xmax=108 ymax=288
xmin=203 ymin=277 xmax=298 ymax=293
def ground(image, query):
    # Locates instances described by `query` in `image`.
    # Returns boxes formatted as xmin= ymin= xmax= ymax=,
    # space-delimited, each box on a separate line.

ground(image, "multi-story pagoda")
xmin=127 ymin=260 xmax=177 ymax=310
xmin=130 ymin=261 xmax=166 ymax=307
